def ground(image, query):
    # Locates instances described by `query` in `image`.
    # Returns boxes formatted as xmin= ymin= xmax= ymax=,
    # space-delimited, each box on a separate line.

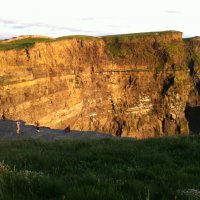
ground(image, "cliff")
xmin=0 ymin=31 xmax=200 ymax=138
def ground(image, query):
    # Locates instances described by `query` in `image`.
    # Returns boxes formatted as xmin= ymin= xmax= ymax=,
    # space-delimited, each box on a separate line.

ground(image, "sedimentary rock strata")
xmin=0 ymin=31 xmax=200 ymax=138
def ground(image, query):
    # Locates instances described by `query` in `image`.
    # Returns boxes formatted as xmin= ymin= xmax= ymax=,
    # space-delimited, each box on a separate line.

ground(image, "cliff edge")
xmin=0 ymin=31 xmax=200 ymax=138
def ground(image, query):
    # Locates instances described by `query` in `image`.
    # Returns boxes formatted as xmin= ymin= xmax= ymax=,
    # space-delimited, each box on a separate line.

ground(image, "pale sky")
xmin=0 ymin=0 xmax=199 ymax=39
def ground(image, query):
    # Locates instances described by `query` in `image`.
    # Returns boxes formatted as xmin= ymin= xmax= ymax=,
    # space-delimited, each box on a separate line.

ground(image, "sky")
xmin=0 ymin=0 xmax=199 ymax=39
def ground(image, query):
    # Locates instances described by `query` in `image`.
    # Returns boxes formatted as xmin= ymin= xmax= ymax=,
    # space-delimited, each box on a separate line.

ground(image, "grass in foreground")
xmin=0 ymin=136 xmax=200 ymax=200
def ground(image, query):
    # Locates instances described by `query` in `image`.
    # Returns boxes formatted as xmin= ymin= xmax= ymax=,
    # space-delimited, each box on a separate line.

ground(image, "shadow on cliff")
xmin=185 ymin=106 xmax=200 ymax=134
xmin=0 ymin=119 xmax=113 ymax=140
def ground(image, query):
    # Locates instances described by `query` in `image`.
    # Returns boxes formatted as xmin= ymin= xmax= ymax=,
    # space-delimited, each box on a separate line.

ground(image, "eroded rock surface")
xmin=0 ymin=31 xmax=200 ymax=138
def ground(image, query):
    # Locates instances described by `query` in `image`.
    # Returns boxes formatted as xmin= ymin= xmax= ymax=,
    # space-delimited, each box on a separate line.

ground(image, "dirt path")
xmin=0 ymin=120 xmax=113 ymax=140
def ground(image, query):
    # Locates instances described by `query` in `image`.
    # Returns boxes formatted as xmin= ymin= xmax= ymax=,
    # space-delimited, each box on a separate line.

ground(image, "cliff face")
xmin=0 ymin=31 xmax=200 ymax=138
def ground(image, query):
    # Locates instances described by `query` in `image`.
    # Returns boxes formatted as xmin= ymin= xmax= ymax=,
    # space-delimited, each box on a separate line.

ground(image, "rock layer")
xmin=0 ymin=31 xmax=200 ymax=138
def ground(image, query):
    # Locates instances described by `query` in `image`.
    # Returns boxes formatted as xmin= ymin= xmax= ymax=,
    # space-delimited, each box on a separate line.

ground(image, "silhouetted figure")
xmin=16 ymin=121 xmax=21 ymax=134
xmin=35 ymin=121 xmax=40 ymax=132
xmin=116 ymin=129 xmax=121 ymax=137
xmin=2 ymin=112 xmax=6 ymax=121
xmin=64 ymin=126 xmax=71 ymax=133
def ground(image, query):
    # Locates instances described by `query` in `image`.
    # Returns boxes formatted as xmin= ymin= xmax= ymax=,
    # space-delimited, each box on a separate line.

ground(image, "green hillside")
xmin=0 ymin=136 xmax=200 ymax=199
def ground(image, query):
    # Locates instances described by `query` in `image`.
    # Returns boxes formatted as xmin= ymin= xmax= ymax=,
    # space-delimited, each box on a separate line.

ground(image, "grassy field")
xmin=0 ymin=136 xmax=200 ymax=200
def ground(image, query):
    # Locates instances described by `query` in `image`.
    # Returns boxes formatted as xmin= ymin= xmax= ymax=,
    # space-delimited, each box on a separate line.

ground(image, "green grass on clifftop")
xmin=102 ymin=30 xmax=181 ymax=43
xmin=0 ymin=35 xmax=100 ymax=51
xmin=0 ymin=38 xmax=53 ymax=51
xmin=0 ymin=31 xmax=181 ymax=51
xmin=0 ymin=136 xmax=200 ymax=200
xmin=56 ymin=35 xmax=100 ymax=41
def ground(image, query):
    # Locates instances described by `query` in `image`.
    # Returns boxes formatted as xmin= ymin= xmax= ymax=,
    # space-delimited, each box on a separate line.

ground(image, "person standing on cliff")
xmin=16 ymin=121 xmax=21 ymax=135
xmin=2 ymin=111 xmax=6 ymax=121
xmin=64 ymin=126 xmax=71 ymax=133
xmin=35 ymin=121 xmax=40 ymax=132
